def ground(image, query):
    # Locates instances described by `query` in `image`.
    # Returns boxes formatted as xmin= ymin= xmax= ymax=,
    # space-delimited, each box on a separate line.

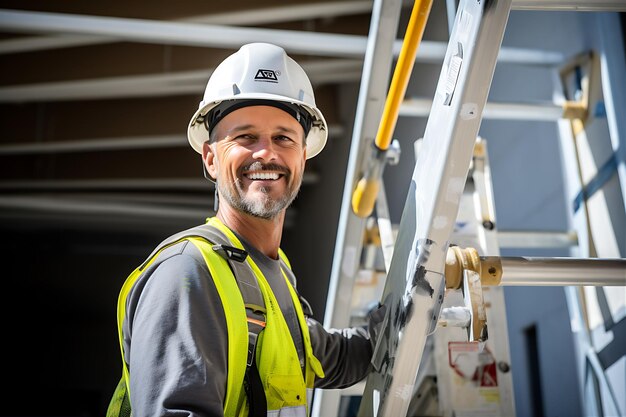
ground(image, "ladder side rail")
xmin=321 ymin=0 xmax=403 ymax=330
xmin=471 ymin=139 xmax=517 ymax=415
xmin=555 ymin=66 xmax=596 ymax=416
xmin=358 ymin=0 xmax=513 ymax=415
xmin=312 ymin=0 xmax=404 ymax=416
xmin=596 ymin=12 xmax=626 ymax=215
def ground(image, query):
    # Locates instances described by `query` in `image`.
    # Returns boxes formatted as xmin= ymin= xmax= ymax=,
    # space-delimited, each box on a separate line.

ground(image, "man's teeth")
xmin=247 ymin=172 xmax=280 ymax=180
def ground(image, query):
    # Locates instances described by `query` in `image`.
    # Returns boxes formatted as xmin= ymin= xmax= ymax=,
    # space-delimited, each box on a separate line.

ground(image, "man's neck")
xmin=216 ymin=204 xmax=284 ymax=260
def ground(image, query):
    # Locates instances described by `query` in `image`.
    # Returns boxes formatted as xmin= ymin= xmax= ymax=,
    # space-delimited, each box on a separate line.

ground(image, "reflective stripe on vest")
xmin=267 ymin=405 xmax=307 ymax=417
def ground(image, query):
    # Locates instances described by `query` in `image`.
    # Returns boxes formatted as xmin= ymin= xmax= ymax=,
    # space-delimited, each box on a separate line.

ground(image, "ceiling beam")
xmin=0 ymin=8 xmax=564 ymax=64
xmin=0 ymin=8 xmax=371 ymax=58
xmin=0 ymin=135 xmax=188 ymax=154
xmin=0 ymin=34 xmax=107 ymax=55
xmin=0 ymin=60 xmax=363 ymax=102
xmin=0 ymin=125 xmax=344 ymax=154
xmin=185 ymin=1 xmax=374 ymax=25
xmin=0 ymin=1 xmax=374 ymax=55
xmin=0 ymin=195 xmax=211 ymax=219
xmin=0 ymin=178 xmax=213 ymax=191
xmin=0 ymin=195 xmax=299 ymax=228
xmin=0 ymin=173 xmax=320 ymax=190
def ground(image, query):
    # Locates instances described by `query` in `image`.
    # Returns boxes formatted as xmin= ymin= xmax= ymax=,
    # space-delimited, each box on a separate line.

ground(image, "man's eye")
xmin=235 ymin=134 xmax=255 ymax=140
xmin=275 ymin=135 xmax=293 ymax=142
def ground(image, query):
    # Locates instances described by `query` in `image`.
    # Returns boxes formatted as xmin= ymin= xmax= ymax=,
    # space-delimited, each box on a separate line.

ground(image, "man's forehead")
xmin=227 ymin=123 xmax=300 ymax=134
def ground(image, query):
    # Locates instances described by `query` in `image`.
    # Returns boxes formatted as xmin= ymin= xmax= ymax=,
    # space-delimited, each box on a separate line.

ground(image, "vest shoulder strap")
xmin=144 ymin=223 xmax=267 ymax=416
xmin=140 ymin=223 xmax=265 ymax=315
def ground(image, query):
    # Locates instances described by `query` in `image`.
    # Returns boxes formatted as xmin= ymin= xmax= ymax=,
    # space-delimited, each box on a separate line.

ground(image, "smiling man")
xmin=107 ymin=43 xmax=375 ymax=417
xmin=207 ymin=104 xmax=305 ymax=220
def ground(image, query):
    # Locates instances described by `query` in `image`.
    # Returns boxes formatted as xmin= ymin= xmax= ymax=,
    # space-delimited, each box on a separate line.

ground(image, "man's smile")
xmin=241 ymin=162 xmax=288 ymax=183
xmin=244 ymin=171 xmax=283 ymax=181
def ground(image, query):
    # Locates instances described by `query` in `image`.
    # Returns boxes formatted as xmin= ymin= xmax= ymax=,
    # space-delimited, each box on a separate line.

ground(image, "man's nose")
xmin=251 ymin=136 xmax=277 ymax=161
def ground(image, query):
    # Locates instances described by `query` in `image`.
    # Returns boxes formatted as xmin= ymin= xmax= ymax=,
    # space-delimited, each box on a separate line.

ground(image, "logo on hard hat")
xmin=254 ymin=69 xmax=279 ymax=83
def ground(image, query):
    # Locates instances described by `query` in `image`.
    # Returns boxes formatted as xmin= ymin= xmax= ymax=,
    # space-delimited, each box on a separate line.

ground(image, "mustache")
xmin=240 ymin=161 xmax=290 ymax=175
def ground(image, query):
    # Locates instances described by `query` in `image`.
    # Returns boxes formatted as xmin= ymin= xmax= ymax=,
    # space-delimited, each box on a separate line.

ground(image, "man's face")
xmin=203 ymin=105 xmax=307 ymax=220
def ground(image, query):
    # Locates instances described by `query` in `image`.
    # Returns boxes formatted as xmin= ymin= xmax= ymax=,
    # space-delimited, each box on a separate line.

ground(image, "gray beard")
xmin=217 ymin=173 xmax=302 ymax=220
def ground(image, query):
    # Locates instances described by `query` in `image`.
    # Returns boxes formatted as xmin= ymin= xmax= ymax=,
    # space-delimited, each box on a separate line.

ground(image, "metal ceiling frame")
xmin=0 ymin=8 xmax=379 ymax=58
xmin=0 ymin=8 xmax=564 ymax=64
xmin=1 ymin=0 xmax=622 ymax=56
xmin=0 ymin=1 xmax=375 ymax=55
xmin=0 ymin=6 xmax=565 ymax=110
xmin=0 ymin=59 xmax=364 ymax=102
xmin=0 ymin=124 xmax=344 ymax=154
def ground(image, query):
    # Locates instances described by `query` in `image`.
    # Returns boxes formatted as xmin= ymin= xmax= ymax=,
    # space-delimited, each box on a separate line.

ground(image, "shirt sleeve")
xmin=306 ymin=316 xmax=374 ymax=389
xmin=125 ymin=241 xmax=227 ymax=417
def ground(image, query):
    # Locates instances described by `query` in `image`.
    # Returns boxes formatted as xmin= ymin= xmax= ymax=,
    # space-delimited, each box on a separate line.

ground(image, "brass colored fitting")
xmin=363 ymin=218 xmax=382 ymax=247
xmin=473 ymin=139 xmax=485 ymax=157
xmin=445 ymin=246 xmax=480 ymax=289
xmin=445 ymin=247 xmax=463 ymax=289
xmin=445 ymin=246 xmax=503 ymax=288
xmin=562 ymin=101 xmax=588 ymax=121
xmin=479 ymin=256 xmax=503 ymax=286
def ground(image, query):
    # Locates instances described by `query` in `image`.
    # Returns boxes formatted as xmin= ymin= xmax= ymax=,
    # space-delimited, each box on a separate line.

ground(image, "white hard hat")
xmin=187 ymin=43 xmax=328 ymax=159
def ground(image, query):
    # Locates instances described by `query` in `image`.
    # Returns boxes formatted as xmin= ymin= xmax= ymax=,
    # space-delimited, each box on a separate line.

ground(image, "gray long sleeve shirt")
xmin=123 ymin=236 xmax=373 ymax=416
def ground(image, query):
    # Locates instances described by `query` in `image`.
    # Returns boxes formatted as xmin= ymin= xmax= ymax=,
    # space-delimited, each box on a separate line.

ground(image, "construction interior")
xmin=0 ymin=1 xmax=625 ymax=416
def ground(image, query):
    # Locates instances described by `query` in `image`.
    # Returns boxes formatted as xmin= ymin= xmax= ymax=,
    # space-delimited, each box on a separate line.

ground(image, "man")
xmin=108 ymin=43 xmax=374 ymax=417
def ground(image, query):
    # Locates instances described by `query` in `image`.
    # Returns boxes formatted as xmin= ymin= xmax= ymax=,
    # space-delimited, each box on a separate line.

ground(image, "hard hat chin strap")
xmin=214 ymin=186 xmax=219 ymax=213
xmin=201 ymin=161 xmax=219 ymax=212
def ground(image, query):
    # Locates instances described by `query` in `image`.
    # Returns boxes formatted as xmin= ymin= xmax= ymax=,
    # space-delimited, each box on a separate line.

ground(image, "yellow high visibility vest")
xmin=112 ymin=217 xmax=324 ymax=416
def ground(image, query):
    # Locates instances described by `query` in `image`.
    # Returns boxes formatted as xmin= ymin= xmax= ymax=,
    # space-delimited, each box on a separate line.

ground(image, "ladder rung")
xmin=512 ymin=0 xmax=626 ymax=11
xmin=401 ymin=98 xmax=565 ymax=121
xmin=497 ymin=231 xmax=578 ymax=249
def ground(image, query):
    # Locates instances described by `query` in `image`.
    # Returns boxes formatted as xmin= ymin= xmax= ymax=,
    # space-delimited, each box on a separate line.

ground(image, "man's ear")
xmin=202 ymin=142 xmax=218 ymax=180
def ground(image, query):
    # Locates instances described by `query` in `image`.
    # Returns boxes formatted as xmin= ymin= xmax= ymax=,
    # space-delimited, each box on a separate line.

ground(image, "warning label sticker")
xmin=447 ymin=341 xmax=501 ymax=416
